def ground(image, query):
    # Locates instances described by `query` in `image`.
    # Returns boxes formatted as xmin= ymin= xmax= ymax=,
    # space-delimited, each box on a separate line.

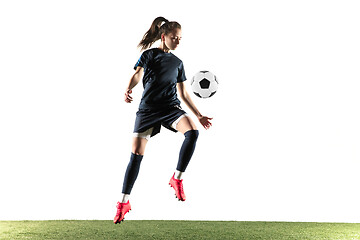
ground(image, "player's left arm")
xmin=177 ymin=82 xmax=213 ymax=129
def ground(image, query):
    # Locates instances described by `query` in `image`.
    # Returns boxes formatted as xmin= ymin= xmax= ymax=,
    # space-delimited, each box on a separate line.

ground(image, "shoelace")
xmin=116 ymin=205 xmax=121 ymax=215
xmin=116 ymin=203 xmax=125 ymax=215
xmin=176 ymin=180 xmax=184 ymax=194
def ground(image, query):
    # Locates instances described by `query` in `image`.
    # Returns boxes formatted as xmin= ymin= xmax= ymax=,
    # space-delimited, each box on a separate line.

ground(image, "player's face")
xmin=164 ymin=28 xmax=182 ymax=50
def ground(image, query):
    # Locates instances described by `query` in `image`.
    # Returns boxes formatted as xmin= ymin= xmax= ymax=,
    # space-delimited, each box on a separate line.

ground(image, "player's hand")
xmin=198 ymin=116 xmax=213 ymax=130
xmin=124 ymin=89 xmax=133 ymax=103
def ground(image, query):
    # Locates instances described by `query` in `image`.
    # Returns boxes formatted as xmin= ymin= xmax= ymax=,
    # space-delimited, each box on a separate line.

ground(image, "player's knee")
xmin=132 ymin=137 xmax=148 ymax=155
xmin=184 ymin=129 xmax=199 ymax=142
xmin=131 ymin=147 xmax=145 ymax=156
xmin=131 ymin=145 xmax=145 ymax=156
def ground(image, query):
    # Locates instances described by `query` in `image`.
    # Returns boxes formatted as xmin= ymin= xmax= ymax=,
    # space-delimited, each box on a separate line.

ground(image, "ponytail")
xmin=138 ymin=16 xmax=181 ymax=51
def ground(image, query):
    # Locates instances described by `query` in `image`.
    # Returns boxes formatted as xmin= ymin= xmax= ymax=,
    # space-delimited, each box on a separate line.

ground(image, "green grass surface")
xmin=1 ymin=220 xmax=360 ymax=240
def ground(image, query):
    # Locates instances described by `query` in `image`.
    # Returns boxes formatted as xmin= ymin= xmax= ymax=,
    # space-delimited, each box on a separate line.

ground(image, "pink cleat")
xmin=114 ymin=201 xmax=131 ymax=224
xmin=169 ymin=173 xmax=186 ymax=201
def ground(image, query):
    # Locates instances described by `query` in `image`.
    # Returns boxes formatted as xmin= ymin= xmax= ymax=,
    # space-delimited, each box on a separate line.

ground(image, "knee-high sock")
xmin=176 ymin=130 xmax=199 ymax=172
xmin=122 ymin=153 xmax=143 ymax=194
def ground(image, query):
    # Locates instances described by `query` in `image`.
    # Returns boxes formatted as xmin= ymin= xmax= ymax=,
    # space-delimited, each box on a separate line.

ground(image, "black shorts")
xmin=133 ymin=105 xmax=187 ymax=138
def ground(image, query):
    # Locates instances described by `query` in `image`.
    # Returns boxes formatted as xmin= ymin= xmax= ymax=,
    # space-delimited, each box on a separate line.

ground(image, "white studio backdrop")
xmin=1 ymin=0 xmax=360 ymax=222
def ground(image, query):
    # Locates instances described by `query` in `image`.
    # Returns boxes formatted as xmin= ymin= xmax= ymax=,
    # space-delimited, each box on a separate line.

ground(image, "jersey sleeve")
xmin=177 ymin=62 xmax=187 ymax=83
xmin=134 ymin=51 xmax=150 ymax=70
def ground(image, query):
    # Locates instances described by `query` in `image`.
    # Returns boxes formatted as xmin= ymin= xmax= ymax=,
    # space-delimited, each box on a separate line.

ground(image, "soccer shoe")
xmin=114 ymin=201 xmax=131 ymax=224
xmin=169 ymin=173 xmax=186 ymax=201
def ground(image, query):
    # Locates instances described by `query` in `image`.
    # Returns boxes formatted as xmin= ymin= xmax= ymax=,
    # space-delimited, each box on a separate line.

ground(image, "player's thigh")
xmin=176 ymin=116 xmax=197 ymax=134
xmin=131 ymin=137 xmax=148 ymax=155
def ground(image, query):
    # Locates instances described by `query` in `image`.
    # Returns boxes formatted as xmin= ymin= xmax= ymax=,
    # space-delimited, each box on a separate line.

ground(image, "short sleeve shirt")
xmin=134 ymin=48 xmax=187 ymax=110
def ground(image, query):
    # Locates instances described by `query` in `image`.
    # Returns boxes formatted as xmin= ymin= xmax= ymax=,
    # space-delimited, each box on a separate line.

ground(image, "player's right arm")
xmin=124 ymin=66 xmax=144 ymax=103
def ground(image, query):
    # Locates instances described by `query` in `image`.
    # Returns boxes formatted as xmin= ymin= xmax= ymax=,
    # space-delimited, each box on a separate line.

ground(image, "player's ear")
xmin=161 ymin=33 xmax=165 ymax=41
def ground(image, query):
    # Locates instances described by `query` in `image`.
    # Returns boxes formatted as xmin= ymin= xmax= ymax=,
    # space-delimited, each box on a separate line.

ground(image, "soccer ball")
xmin=191 ymin=71 xmax=218 ymax=98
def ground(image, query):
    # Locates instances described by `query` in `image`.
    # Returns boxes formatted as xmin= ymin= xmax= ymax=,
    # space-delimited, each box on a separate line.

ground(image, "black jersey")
xmin=134 ymin=48 xmax=187 ymax=110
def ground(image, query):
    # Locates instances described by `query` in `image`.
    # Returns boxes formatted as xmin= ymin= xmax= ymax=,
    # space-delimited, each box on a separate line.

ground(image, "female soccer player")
xmin=114 ymin=17 xmax=213 ymax=224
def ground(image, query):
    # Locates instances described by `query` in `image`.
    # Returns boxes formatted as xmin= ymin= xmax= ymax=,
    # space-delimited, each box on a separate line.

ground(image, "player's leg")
xmin=175 ymin=116 xmax=199 ymax=175
xmin=121 ymin=127 xmax=153 ymax=199
xmin=121 ymin=136 xmax=148 ymax=198
xmin=169 ymin=116 xmax=199 ymax=201
xmin=131 ymin=135 xmax=149 ymax=156
xmin=114 ymin=129 xmax=151 ymax=224
xmin=176 ymin=115 xmax=197 ymax=134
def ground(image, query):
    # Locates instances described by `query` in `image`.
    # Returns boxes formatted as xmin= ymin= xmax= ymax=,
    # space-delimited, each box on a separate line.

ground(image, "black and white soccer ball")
xmin=191 ymin=71 xmax=218 ymax=98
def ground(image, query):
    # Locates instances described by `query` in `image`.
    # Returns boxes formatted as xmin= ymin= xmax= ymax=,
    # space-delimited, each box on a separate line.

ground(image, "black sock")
xmin=122 ymin=153 xmax=143 ymax=194
xmin=176 ymin=130 xmax=199 ymax=172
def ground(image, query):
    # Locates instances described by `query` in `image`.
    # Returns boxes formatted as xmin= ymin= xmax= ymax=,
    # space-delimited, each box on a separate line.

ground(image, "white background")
xmin=1 ymin=0 xmax=360 ymax=222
